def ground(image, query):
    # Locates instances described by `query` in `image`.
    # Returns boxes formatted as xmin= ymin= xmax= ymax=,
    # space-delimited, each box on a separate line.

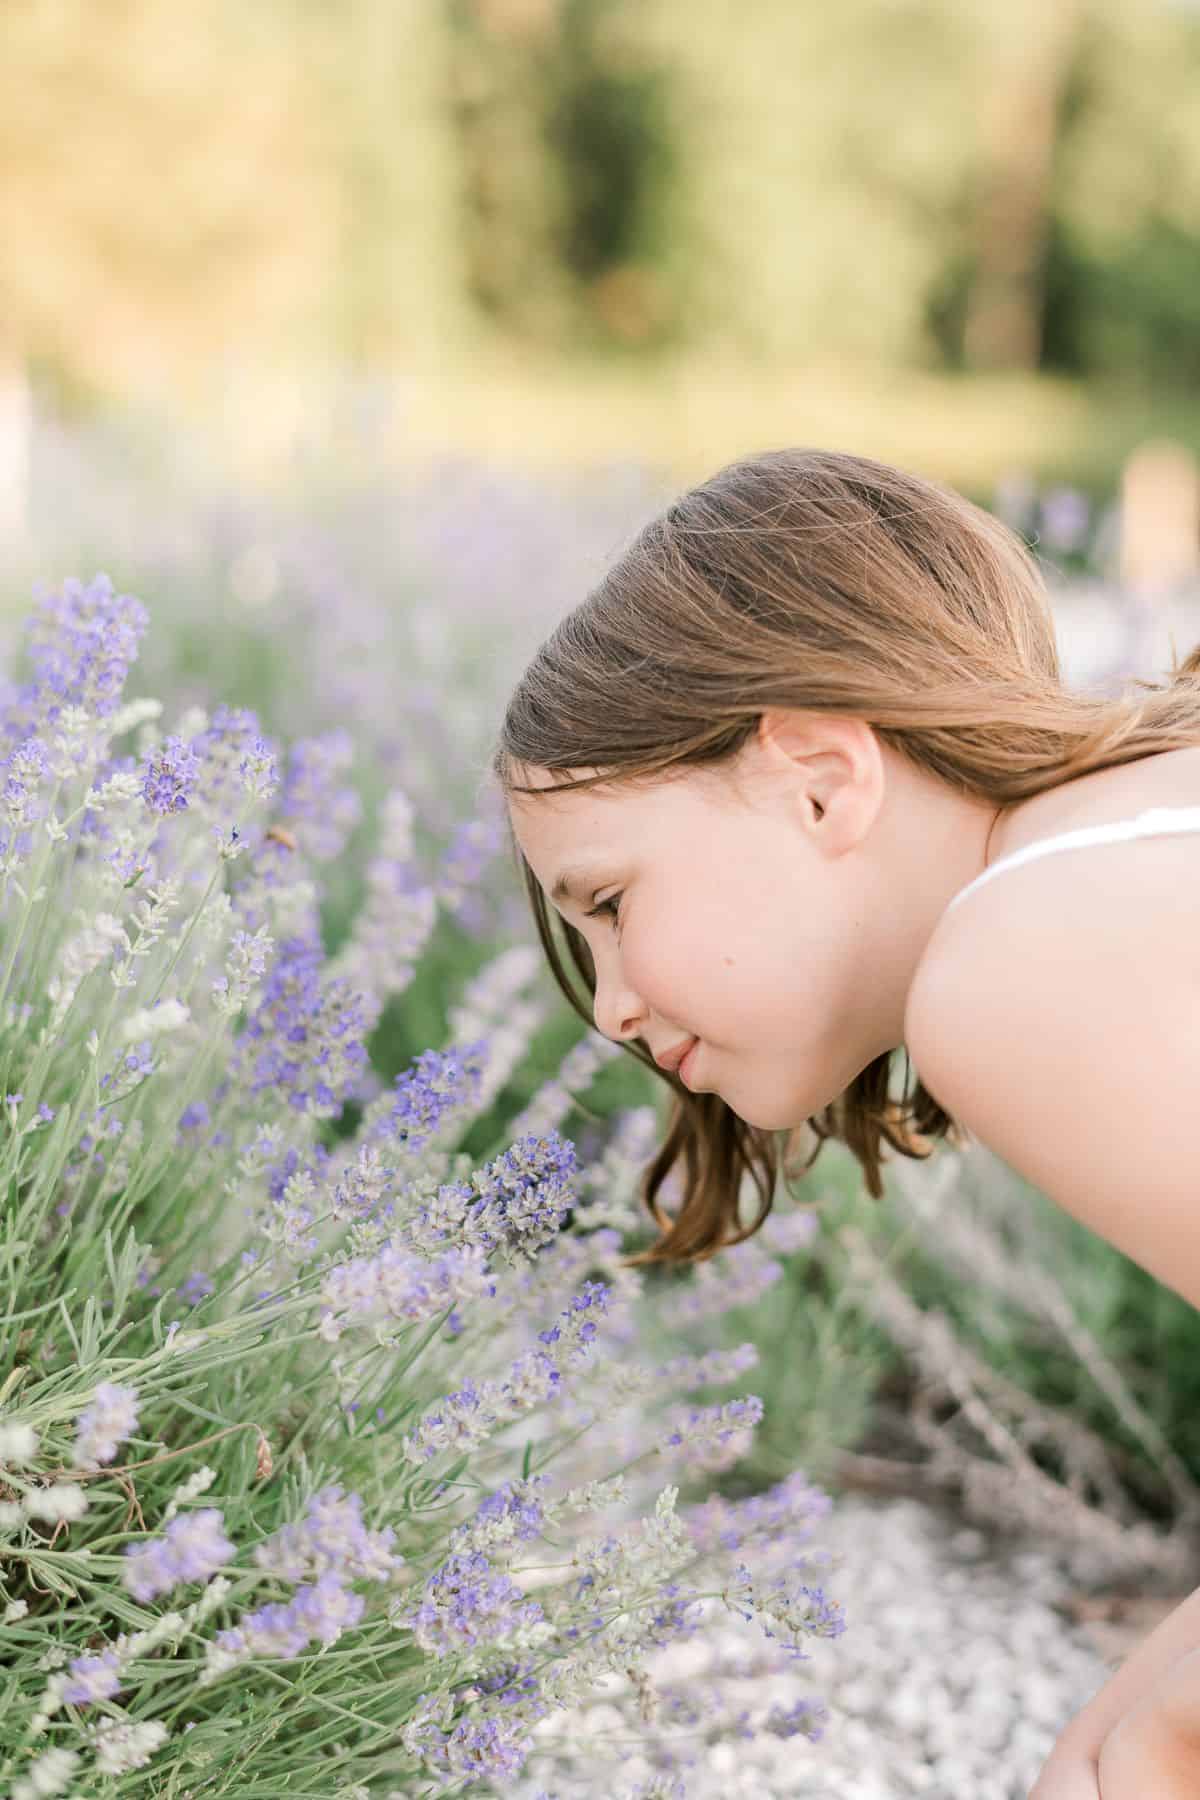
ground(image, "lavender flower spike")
xmin=400 ymin=1548 xmax=548 ymax=1654
xmin=253 ymin=1483 xmax=403 ymax=1585
xmin=122 ymin=1507 xmax=237 ymax=1602
xmin=317 ymin=1240 xmax=495 ymax=1344
xmin=140 ymin=734 xmax=202 ymax=815
xmin=404 ymin=1130 xmax=578 ymax=1264
xmin=4 ymin=573 xmax=149 ymax=755
xmin=661 ymin=1395 xmax=765 ymax=1473
xmin=71 ymin=1381 xmax=140 ymax=1470
xmin=60 ymin=1646 xmax=123 ymax=1706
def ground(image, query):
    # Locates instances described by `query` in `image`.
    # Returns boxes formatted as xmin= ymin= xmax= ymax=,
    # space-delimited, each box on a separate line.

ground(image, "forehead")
xmin=504 ymin=766 xmax=646 ymax=854
xmin=506 ymin=764 xmax=656 ymax=869
xmin=505 ymin=760 xmax=749 ymax=886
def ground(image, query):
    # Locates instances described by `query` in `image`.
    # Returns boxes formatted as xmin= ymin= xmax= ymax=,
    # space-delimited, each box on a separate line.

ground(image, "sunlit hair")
xmin=491 ymin=446 xmax=1200 ymax=1267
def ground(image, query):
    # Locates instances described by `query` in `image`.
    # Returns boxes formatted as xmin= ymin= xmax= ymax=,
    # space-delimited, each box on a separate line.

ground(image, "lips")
xmin=654 ymin=1035 xmax=698 ymax=1074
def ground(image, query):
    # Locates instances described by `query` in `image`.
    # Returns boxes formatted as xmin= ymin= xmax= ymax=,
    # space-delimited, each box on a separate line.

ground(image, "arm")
xmin=1032 ymin=1585 xmax=1200 ymax=1784
xmin=1097 ymin=1644 xmax=1200 ymax=1797
xmin=902 ymin=852 xmax=1200 ymax=1789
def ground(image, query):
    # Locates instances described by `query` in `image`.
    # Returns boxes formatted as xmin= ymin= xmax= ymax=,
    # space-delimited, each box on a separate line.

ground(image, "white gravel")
xmin=505 ymin=1492 xmax=1114 ymax=1800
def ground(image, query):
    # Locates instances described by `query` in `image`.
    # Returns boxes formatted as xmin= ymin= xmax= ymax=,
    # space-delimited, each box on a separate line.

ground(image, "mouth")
xmin=677 ymin=1039 xmax=701 ymax=1089
xmin=654 ymin=1034 xmax=699 ymax=1074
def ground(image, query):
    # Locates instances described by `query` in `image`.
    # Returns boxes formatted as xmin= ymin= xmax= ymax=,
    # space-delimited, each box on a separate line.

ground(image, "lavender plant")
xmin=0 ymin=576 xmax=846 ymax=1799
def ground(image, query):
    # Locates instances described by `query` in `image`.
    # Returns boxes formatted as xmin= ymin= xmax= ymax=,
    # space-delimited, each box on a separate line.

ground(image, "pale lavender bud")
xmin=91 ymin=1718 xmax=171 ymax=1776
xmin=121 ymin=1508 xmax=237 ymax=1602
xmin=253 ymin=1484 xmax=403 ymax=1585
xmin=317 ymin=1240 xmax=495 ymax=1344
xmin=661 ymin=1396 xmax=764 ymax=1472
xmin=71 ymin=1381 xmax=140 ymax=1469
xmin=60 ymin=1646 xmax=123 ymax=1706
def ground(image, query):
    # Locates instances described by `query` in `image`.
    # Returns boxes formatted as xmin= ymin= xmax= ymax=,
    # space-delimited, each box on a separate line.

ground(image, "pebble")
xmin=500 ymin=1492 xmax=1114 ymax=1799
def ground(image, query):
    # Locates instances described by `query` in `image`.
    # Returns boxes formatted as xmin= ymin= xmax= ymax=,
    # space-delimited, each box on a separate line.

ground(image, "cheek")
xmin=626 ymin=918 xmax=757 ymax=1038
xmin=624 ymin=934 xmax=695 ymax=1015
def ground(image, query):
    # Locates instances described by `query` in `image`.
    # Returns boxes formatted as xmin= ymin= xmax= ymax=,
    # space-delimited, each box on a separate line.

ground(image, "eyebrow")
xmin=551 ymin=864 xmax=597 ymax=906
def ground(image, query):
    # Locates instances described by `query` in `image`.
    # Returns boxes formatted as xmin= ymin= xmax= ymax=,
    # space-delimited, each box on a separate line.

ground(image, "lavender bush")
xmin=0 ymin=575 xmax=847 ymax=1799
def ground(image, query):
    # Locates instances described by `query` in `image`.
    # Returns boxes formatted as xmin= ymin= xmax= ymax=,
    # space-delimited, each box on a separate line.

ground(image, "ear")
xmin=755 ymin=710 xmax=884 ymax=846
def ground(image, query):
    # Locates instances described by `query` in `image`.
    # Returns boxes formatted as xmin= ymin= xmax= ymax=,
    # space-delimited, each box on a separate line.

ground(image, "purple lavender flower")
xmin=468 ymin=1131 xmax=578 ymax=1256
xmin=726 ymin=1561 xmax=847 ymax=1661
xmin=404 ymin=1377 xmax=494 ymax=1464
xmin=117 ymin=1041 xmax=155 ymax=1082
xmin=211 ymin=1570 xmax=368 ymax=1674
xmin=656 ymin=1239 xmax=786 ymax=1329
xmin=407 ymin=1707 xmax=535 ymax=1782
xmin=378 ymin=1043 xmax=487 ymax=1156
xmin=60 ymin=1646 xmax=123 ymax=1707
xmin=328 ymin=1140 xmax=394 ymax=1225
xmin=687 ymin=1468 xmax=834 ymax=1558
xmin=4 ymin=575 xmax=149 ymax=749
xmin=140 ymin=734 xmax=202 ymax=815
xmin=474 ymin=1658 xmax=549 ymax=1716
xmin=276 ymin=730 xmax=362 ymax=861
xmin=121 ymin=1507 xmax=237 ymax=1602
xmin=318 ymin=1241 xmax=495 ymax=1343
xmin=253 ymin=1484 xmax=403 ymax=1585
xmin=409 ymin=1131 xmax=578 ymax=1263
xmin=763 ymin=1694 xmax=829 ymax=1741
xmin=210 ymin=925 xmax=274 ymax=1016
xmin=236 ymin=933 xmax=369 ymax=1117
xmin=450 ymin=1478 xmax=549 ymax=1553
xmin=403 ymin=1285 xmax=610 ymax=1462
xmin=71 ymin=1381 xmax=140 ymax=1469
xmin=337 ymin=790 xmax=437 ymax=1014
xmin=403 ymin=1549 xmax=546 ymax=1654
xmin=534 ymin=1279 xmax=612 ymax=1367
xmin=633 ymin=1576 xmax=705 ymax=1653
xmin=286 ymin=1570 xmax=368 ymax=1647
xmin=1 ymin=736 xmax=47 ymax=830
xmin=435 ymin=810 xmax=506 ymax=911
xmin=661 ymin=1396 xmax=765 ymax=1473
xmin=263 ymin=1140 xmax=333 ymax=1204
xmin=242 ymin=1584 xmax=339 ymax=1656
xmin=224 ymin=1603 xmax=306 ymax=1660
xmin=187 ymin=704 xmax=280 ymax=815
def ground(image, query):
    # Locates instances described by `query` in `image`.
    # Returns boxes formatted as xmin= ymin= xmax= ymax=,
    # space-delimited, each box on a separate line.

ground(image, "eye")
xmin=585 ymin=891 xmax=624 ymax=931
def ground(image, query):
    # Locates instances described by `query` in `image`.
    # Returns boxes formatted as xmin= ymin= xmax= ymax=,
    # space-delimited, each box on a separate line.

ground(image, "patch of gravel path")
xmin=504 ymin=1492 xmax=1116 ymax=1800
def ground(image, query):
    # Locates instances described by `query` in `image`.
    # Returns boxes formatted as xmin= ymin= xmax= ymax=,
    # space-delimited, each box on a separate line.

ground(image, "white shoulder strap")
xmin=946 ymin=803 xmax=1200 ymax=914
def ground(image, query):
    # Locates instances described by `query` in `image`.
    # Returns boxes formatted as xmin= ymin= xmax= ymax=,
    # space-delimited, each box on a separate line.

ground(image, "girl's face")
xmin=506 ymin=712 xmax=916 ymax=1131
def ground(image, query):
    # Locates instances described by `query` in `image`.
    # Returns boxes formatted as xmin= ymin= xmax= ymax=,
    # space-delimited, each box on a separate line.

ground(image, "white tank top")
xmin=945 ymin=802 xmax=1200 ymax=915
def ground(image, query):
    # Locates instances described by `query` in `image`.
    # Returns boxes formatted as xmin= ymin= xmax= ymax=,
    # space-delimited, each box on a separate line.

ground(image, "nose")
xmin=592 ymin=969 xmax=647 ymax=1045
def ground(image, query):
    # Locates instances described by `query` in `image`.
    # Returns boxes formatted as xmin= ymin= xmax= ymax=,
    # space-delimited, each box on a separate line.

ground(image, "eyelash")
xmin=585 ymin=892 xmax=623 ymax=930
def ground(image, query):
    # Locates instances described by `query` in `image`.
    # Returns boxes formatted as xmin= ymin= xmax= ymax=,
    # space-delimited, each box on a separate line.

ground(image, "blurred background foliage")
xmin=3 ymin=0 xmax=1200 ymax=488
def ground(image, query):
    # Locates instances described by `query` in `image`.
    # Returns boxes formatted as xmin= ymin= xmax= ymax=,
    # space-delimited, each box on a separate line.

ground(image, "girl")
xmin=491 ymin=447 xmax=1200 ymax=1797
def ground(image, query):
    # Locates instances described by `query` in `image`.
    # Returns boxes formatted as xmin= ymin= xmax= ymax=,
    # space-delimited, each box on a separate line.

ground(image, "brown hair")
xmin=491 ymin=447 xmax=1200 ymax=1266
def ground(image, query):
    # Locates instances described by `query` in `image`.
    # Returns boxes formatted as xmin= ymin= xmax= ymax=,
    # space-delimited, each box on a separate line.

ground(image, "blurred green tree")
xmin=0 ymin=0 xmax=335 ymax=407
xmin=3 ymin=0 xmax=1200 ymax=402
xmin=442 ymin=0 xmax=682 ymax=350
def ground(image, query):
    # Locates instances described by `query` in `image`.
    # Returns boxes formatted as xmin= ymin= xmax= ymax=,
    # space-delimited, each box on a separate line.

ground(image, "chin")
xmin=726 ymin=1078 xmax=831 ymax=1130
xmin=725 ymin=1095 xmax=797 ymax=1131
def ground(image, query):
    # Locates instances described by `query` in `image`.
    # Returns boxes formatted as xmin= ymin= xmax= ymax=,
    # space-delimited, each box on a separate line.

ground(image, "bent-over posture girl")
xmin=492 ymin=447 xmax=1200 ymax=1798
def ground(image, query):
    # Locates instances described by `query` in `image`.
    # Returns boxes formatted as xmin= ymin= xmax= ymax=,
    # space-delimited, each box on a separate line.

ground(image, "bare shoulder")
xmin=903 ymin=838 xmax=1200 ymax=1311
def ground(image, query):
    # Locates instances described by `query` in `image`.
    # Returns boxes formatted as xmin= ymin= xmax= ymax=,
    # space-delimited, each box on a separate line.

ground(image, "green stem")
xmin=0 ymin=779 xmax=66 ymax=1018
xmin=145 ymin=862 xmax=224 ymax=1010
